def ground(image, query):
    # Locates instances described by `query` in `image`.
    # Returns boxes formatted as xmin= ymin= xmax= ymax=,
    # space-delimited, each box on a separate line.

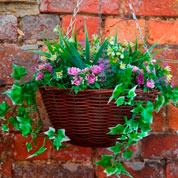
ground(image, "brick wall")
xmin=0 ymin=0 xmax=178 ymax=177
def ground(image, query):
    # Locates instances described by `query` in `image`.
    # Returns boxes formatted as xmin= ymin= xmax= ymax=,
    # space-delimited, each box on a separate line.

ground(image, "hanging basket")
xmin=39 ymin=87 xmax=158 ymax=148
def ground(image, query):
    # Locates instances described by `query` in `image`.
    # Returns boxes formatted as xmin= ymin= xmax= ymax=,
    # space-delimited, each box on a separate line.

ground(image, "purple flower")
xmin=31 ymin=65 xmax=36 ymax=70
xmin=136 ymin=73 xmax=144 ymax=85
xmin=132 ymin=66 xmax=139 ymax=73
xmin=85 ymin=74 xmax=97 ymax=85
xmin=36 ymin=72 xmax=44 ymax=81
xmin=68 ymin=67 xmax=81 ymax=76
xmin=45 ymin=64 xmax=53 ymax=73
xmin=71 ymin=76 xmax=83 ymax=86
xmin=91 ymin=65 xmax=102 ymax=75
xmin=146 ymin=79 xmax=155 ymax=89
xmin=171 ymin=82 xmax=175 ymax=88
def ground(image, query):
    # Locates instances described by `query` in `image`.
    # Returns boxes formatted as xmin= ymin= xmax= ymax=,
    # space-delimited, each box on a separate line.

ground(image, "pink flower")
xmin=91 ymin=65 xmax=102 ymax=75
xmin=146 ymin=79 xmax=155 ymax=89
xmin=71 ymin=76 xmax=83 ymax=86
xmin=68 ymin=67 xmax=81 ymax=76
xmin=82 ymin=67 xmax=90 ymax=73
xmin=36 ymin=72 xmax=44 ymax=81
xmin=85 ymin=74 xmax=97 ymax=85
xmin=136 ymin=73 xmax=144 ymax=85
xmin=38 ymin=64 xmax=46 ymax=70
xmin=146 ymin=66 xmax=151 ymax=73
xmin=38 ymin=64 xmax=53 ymax=73
xmin=132 ymin=66 xmax=139 ymax=73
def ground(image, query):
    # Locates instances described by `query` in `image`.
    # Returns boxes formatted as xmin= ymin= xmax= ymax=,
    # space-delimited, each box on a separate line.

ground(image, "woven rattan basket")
xmin=40 ymin=87 xmax=158 ymax=147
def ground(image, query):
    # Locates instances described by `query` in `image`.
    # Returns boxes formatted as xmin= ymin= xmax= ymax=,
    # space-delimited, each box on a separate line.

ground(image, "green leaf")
xmin=96 ymin=155 xmax=113 ymax=168
xmin=1 ymin=124 xmax=9 ymax=131
xmin=122 ymin=150 xmax=133 ymax=159
xmin=141 ymin=101 xmax=154 ymax=124
xmin=108 ymin=84 xmax=122 ymax=103
xmin=117 ymin=163 xmax=132 ymax=177
xmin=26 ymin=142 xmax=32 ymax=152
xmin=0 ymin=101 xmax=10 ymax=118
xmin=19 ymin=123 xmax=31 ymax=137
xmin=11 ymin=64 xmax=27 ymax=80
xmin=4 ymin=83 xmax=22 ymax=105
xmin=44 ymin=127 xmax=56 ymax=140
xmin=27 ymin=50 xmax=51 ymax=58
xmin=128 ymin=85 xmax=137 ymax=99
xmin=154 ymin=95 xmax=165 ymax=113
xmin=108 ymin=124 xmax=125 ymax=135
xmin=57 ymin=129 xmax=70 ymax=142
xmin=85 ymin=23 xmax=90 ymax=63
xmin=7 ymin=117 xmax=19 ymax=130
xmin=104 ymin=167 xmax=118 ymax=177
xmin=108 ymin=142 xmax=121 ymax=155
xmin=115 ymin=96 xmax=125 ymax=106
xmin=27 ymin=146 xmax=47 ymax=159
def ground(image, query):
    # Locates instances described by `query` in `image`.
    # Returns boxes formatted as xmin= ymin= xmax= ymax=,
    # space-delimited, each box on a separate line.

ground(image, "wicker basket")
xmin=40 ymin=87 xmax=158 ymax=148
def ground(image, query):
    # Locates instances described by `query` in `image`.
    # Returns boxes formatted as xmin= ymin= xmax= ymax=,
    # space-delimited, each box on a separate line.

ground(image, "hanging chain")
xmin=65 ymin=0 xmax=83 ymax=38
xmin=128 ymin=0 xmax=151 ymax=57
xmin=98 ymin=0 xmax=103 ymax=36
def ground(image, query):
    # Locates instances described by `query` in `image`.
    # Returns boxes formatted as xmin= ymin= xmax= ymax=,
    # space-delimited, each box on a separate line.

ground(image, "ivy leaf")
xmin=108 ymin=84 xmax=122 ymax=103
xmin=116 ymin=163 xmax=132 ymax=177
xmin=128 ymin=85 xmax=137 ymax=99
xmin=115 ymin=96 xmax=125 ymax=106
xmin=108 ymin=142 xmax=121 ymax=155
xmin=96 ymin=155 xmax=113 ymax=168
xmin=26 ymin=142 xmax=32 ymax=152
xmin=141 ymin=101 xmax=154 ymax=124
xmin=44 ymin=127 xmax=56 ymax=140
xmin=19 ymin=123 xmax=31 ymax=137
xmin=27 ymin=146 xmax=46 ymax=159
xmin=7 ymin=117 xmax=19 ymax=130
xmin=104 ymin=167 xmax=118 ymax=177
xmin=0 ymin=102 xmax=10 ymax=118
xmin=1 ymin=124 xmax=9 ymax=131
xmin=122 ymin=150 xmax=133 ymax=159
xmin=11 ymin=64 xmax=27 ymax=80
xmin=4 ymin=83 xmax=22 ymax=105
xmin=154 ymin=95 xmax=165 ymax=113
xmin=108 ymin=124 xmax=125 ymax=135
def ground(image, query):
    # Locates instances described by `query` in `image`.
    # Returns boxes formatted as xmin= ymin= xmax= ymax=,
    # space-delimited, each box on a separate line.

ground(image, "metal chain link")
xmin=65 ymin=0 xmax=83 ymax=38
xmin=98 ymin=0 xmax=102 ymax=36
xmin=128 ymin=0 xmax=151 ymax=57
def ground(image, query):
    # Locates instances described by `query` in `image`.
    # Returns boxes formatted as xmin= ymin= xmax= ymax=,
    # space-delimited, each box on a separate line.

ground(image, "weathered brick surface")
xmin=53 ymin=143 xmax=92 ymax=161
xmin=105 ymin=18 xmax=145 ymax=43
xmin=97 ymin=162 xmax=164 ymax=178
xmin=62 ymin=16 xmax=99 ymax=40
xmin=14 ymin=134 xmax=51 ymax=160
xmin=142 ymin=134 xmax=178 ymax=159
xmin=0 ymin=44 xmax=38 ymax=84
xmin=167 ymin=104 xmax=178 ymax=131
xmin=13 ymin=163 xmax=95 ymax=178
xmin=124 ymin=0 xmax=178 ymax=17
xmin=166 ymin=162 xmax=178 ymax=178
xmin=40 ymin=0 xmax=119 ymax=14
xmin=22 ymin=14 xmax=60 ymax=40
xmin=0 ymin=15 xmax=17 ymax=40
xmin=0 ymin=133 xmax=13 ymax=178
xmin=148 ymin=20 xmax=178 ymax=45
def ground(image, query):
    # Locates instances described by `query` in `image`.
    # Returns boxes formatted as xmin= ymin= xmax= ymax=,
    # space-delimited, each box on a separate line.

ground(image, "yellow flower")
xmin=112 ymin=58 xmax=118 ymax=64
xmin=56 ymin=71 xmax=63 ymax=79
xmin=50 ymin=55 xmax=57 ymax=62
xmin=41 ymin=56 xmax=47 ymax=61
xmin=120 ymin=62 xmax=126 ymax=69
xmin=164 ymin=66 xmax=171 ymax=73
xmin=167 ymin=74 xmax=172 ymax=82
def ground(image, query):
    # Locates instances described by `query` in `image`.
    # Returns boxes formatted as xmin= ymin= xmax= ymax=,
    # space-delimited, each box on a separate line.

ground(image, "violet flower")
xmin=136 ymin=73 xmax=144 ymax=85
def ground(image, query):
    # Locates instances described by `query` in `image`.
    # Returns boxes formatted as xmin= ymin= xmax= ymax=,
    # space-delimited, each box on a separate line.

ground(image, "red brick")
xmin=13 ymin=134 xmax=51 ymax=160
xmin=21 ymin=14 xmax=60 ymax=40
xmin=151 ymin=108 xmax=166 ymax=132
xmin=167 ymin=104 xmax=178 ymax=131
xmin=52 ymin=143 xmax=92 ymax=161
xmin=105 ymin=18 xmax=145 ymax=43
xmin=148 ymin=20 xmax=178 ymax=45
xmin=97 ymin=162 xmax=164 ymax=178
xmin=40 ymin=0 xmax=119 ymax=14
xmin=13 ymin=163 xmax=95 ymax=178
xmin=142 ymin=134 xmax=178 ymax=159
xmin=124 ymin=0 xmax=178 ymax=17
xmin=0 ymin=15 xmax=17 ymax=40
xmin=62 ymin=15 xmax=99 ymax=41
xmin=0 ymin=44 xmax=38 ymax=85
xmin=166 ymin=162 xmax=178 ymax=178
xmin=0 ymin=133 xmax=13 ymax=177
